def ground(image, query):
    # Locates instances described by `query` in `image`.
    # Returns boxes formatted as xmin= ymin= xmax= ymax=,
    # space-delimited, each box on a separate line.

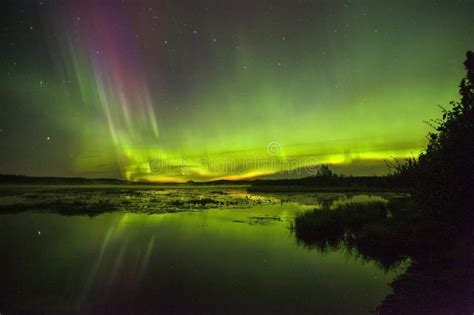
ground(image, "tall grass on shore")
xmin=293 ymin=198 xmax=451 ymax=270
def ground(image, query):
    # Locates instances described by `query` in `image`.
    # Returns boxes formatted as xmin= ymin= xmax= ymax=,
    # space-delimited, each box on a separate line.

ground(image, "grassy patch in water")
xmin=293 ymin=198 xmax=451 ymax=270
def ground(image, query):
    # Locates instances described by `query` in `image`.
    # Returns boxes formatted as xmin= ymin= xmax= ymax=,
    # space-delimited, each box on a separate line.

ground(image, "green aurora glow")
xmin=1 ymin=1 xmax=473 ymax=181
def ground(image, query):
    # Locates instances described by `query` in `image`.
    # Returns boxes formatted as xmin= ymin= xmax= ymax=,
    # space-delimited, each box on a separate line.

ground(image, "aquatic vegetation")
xmin=233 ymin=215 xmax=283 ymax=226
xmin=293 ymin=198 xmax=452 ymax=270
xmin=0 ymin=186 xmax=285 ymax=215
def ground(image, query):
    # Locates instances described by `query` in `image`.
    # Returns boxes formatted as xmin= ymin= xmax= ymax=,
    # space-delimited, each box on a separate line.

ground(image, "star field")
xmin=1 ymin=0 xmax=473 ymax=181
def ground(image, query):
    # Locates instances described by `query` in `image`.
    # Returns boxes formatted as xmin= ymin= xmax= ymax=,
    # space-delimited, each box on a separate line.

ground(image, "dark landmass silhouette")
xmin=0 ymin=174 xmax=127 ymax=185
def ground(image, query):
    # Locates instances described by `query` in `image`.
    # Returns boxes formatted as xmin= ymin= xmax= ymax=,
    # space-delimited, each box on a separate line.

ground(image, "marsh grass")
xmin=294 ymin=202 xmax=388 ymax=249
xmin=294 ymin=198 xmax=452 ymax=270
xmin=0 ymin=186 xmax=282 ymax=216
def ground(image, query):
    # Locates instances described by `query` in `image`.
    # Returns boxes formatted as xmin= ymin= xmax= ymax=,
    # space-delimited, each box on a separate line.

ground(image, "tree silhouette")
xmin=397 ymin=51 xmax=474 ymax=221
xmin=316 ymin=164 xmax=334 ymax=177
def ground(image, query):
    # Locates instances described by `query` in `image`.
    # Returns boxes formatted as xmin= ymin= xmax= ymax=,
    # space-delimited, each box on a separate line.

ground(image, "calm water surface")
xmin=0 ymin=187 xmax=407 ymax=314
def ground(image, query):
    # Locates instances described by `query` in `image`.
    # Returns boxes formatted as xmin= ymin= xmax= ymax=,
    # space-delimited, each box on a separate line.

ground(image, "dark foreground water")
xmin=0 ymin=186 xmax=408 ymax=314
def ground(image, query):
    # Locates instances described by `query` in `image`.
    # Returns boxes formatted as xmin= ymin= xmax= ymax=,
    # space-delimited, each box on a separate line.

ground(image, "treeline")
xmin=0 ymin=174 xmax=126 ymax=185
xmin=393 ymin=51 xmax=473 ymax=222
xmin=251 ymin=174 xmax=396 ymax=190
xmin=250 ymin=164 xmax=401 ymax=191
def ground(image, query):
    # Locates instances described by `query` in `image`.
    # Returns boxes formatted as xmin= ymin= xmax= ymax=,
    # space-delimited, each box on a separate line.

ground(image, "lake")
xmin=0 ymin=186 xmax=409 ymax=314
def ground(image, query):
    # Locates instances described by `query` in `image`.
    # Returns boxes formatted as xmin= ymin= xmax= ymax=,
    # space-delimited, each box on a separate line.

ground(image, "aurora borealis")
xmin=1 ymin=1 xmax=473 ymax=182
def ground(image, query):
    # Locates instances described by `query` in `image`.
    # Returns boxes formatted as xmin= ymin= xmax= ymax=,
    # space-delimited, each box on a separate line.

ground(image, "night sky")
xmin=1 ymin=0 xmax=473 ymax=182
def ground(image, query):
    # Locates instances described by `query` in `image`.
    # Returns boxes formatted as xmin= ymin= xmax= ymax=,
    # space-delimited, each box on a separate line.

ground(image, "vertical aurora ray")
xmin=56 ymin=1 xmax=160 ymax=180
xmin=20 ymin=0 xmax=471 ymax=181
xmin=50 ymin=1 xmax=432 ymax=182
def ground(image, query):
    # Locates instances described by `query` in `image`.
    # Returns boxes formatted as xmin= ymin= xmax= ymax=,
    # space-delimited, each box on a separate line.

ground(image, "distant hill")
xmin=0 ymin=174 xmax=127 ymax=185
xmin=256 ymin=161 xmax=390 ymax=180
xmin=248 ymin=173 xmax=406 ymax=193
xmin=0 ymin=174 xmax=255 ymax=186
xmin=0 ymin=173 xmax=400 ymax=192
